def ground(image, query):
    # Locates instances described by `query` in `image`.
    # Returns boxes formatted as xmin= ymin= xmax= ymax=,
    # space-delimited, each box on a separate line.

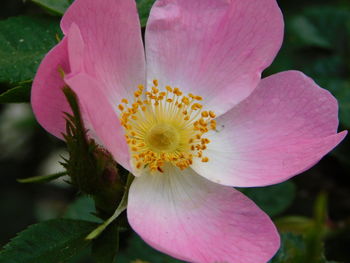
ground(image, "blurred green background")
xmin=0 ymin=0 xmax=349 ymax=262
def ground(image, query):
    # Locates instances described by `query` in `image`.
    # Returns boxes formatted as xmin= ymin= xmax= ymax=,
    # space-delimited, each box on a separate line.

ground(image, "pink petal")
xmin=128 ymin=167 xmax=280 ymax=263
xmin=145 ymin=0 xmax=284 ymax=115
xmin=32 ymin=0 xmax=146 ymax=142
xmin=30 ymin=33 xmax=107 ymax=143
xmin=61 ymin=0 xmax=146 ymax=103
xmin=67 ymin=23 xmax=84 ymax=74
xmin=191 ymin=71 xmax=347 ymax=187
xmin=31 ymin=37 xmax=70 ymax=139
xmin=65 ymin=73 xmax=131 ymax=170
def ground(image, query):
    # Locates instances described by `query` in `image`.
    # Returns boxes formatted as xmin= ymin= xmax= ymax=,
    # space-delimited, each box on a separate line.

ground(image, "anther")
xmin=201 ymin=111 xmax=209 ymax=117
xmin=201 ymin=157 xmax=209 ymax=162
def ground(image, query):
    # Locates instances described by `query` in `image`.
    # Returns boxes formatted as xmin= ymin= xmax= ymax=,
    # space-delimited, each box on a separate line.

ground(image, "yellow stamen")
xmin=118 ymin=82 xmax=216 ymax=173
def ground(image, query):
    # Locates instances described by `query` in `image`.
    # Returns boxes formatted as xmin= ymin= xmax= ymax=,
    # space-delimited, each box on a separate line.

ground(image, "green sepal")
xmin=0 ymin=82 xmax=31 ymax=103
xmin=61 ymin=86 xmax=125 ymax=217
xmin=136 ymin=0 xmax=156 ymax=27
xmin=86 ymin=174 xmax=134 ymax=240
xmin=17 ymin=171 xmax=67 ymax=183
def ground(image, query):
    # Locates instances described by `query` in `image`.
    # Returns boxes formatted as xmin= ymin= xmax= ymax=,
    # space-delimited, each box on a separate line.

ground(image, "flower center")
xmin=118 ymin=79 xmax=216 ymax=173
xmin=146 ymin=124 xmax=179 ymax=152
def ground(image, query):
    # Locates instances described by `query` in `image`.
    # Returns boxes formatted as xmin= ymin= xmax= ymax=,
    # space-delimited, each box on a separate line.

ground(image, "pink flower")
xmin=31 ymin=0 xmax=347 ymax=262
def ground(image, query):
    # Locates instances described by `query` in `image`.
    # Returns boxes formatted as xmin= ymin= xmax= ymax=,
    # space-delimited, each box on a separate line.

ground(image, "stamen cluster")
xmin=118 ymin=80 xmax=216 ymax=173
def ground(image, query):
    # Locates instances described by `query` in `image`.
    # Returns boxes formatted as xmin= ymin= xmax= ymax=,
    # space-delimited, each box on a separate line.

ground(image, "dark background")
xmin=0 ymin=0 xmax=349 ymax=262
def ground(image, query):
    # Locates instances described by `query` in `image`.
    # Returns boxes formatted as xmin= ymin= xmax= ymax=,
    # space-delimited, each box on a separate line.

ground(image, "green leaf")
xmin=289 ymin=16 xmax=331 ymax=49
xmin=299 ymin=7 xmax=350 ymax=53
xmin=270 ymin=232 xmax=341 ymax=263
xmin=31 ymin=0 xmax=72 ymax=15
xmin=316 ymin=79 xmax=350 ymax=128
xmin=17 ymin=171 xmax=66 ymax=183
xmin=303 ymin=193 xmax=329 ymax=263
xmin=92 ymin=221 xmax=119 ymax=263
xmin=136 ymin=0 xmax=156 ymax=27
xmin=239 ymin=181 xmax=296 ymax=217
xmin=0 ymin=15 xmax=61 ymax=86
xmin=273 ymin=193 xmax=334 ymax=263
xmin=330 ymin=130 xmax=350 ymax=171
xmin=267 ymin=6 xmax=350 ymax=130
xmin=0 ymin=219 xmax=98 ymax=263
xmin=32 ymin=0 xmax=156 ymax=27
xmin=0 ymin=82 xmax=31 ymax=103
xmin=275 ymin=216 xmax=315 ymax=234
xmin=64 ymin=195 xmax=101 ymax=223
xmin=117 ymin=233 xmax=181 ymax=263
xmin=269 ymin=233 xmax=307 ymax=263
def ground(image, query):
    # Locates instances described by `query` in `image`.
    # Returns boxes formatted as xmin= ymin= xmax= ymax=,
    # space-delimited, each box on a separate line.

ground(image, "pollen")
xmin=118 ymin=79 xmax=216 ymax=173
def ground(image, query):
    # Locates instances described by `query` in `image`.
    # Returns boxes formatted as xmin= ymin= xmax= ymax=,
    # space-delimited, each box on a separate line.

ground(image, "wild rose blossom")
xmin=31 ymin=0 xmax=347 ymax=262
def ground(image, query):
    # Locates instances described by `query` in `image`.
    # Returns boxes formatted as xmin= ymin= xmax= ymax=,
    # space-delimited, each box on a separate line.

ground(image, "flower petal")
xmin=31 ymin=37 xmax=70 ymax=139
xmin=145 ymin=0 xmax=284 ymax=115
xmin=127 ymin=166 xmax=280 ymax=263
xmin=61 ymin=0 xmax=146 ymax=102
xmin=65 ymin=73 xmax=130 ymax=170
xmin=191 ymin=71 xmax=347 ymax=187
